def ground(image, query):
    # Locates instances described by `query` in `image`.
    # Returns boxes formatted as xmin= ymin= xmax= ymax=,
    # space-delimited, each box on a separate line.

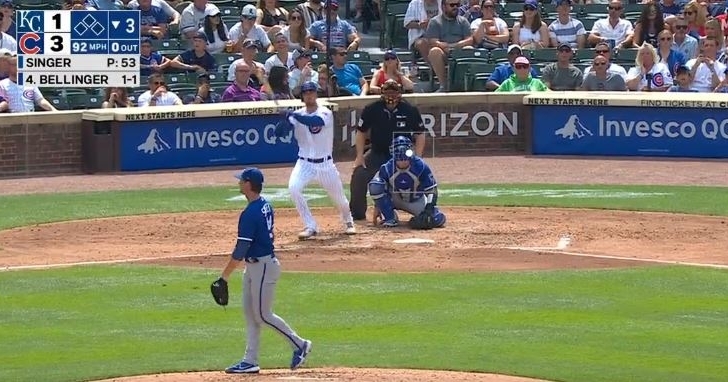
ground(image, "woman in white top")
xmin=511 ymin=0 xmax=549 ymax=50
xmin=282 ymin=9 xmax=313 ymax=51
xmin=470 ymin=0 xmax=509 ymax=49
xmin=200 ymin=6 xmax=231 ymax=54
xmin=626 ymin=42 xmax=673 ymax=91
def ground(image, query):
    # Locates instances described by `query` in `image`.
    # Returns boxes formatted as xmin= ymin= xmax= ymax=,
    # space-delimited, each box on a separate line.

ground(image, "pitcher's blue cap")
xmin=235 ymin=167 xmax=264 ymax=186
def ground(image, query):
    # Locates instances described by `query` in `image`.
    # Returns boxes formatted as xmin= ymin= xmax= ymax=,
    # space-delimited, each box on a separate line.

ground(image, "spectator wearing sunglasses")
xmin=0 ymin=0 xmax=16 ymax=40
xmin=289 ymin=49 xmax=319 ymax=97
xmin=424 ymin=0 xmax=474 ymax=92
xmin=458 ymin=0 xmax=483 ymax=23
xmin=486 ymin=44 xmax=539 ymax=91
xmin=282 ymin=10 xmax=314 ymax=51
xmin=369 ymin=50 xmax=414 ymax=94
xmin=680 ymin=0 xmax=707 ymax=39
xmin=330 ymin=46 xmax=368 ymax=96
xmin=548 ymin=0 xmax=586 ymax=49
xmin=229 ymin=4 xmax=273 ymax=52
xmin=512 ymin=0 xmax=549 ymax=50
xmin=656 ymin=29 xmax=687 ymax=77
xmin=672 ymin=15 xmax=699 ymax=59
xmin=222 ymin=61 xmax=264 ymax=102
xmin=137 ymin=73 xmax=183 ymax=107
xmin=541 ymin=43 xmax=583 ymax=90
xmin=581 ymin=54 xmax=627 ymax=91
xmin=404 ymin=0 xmax=441 ymax=65
xmin=494 ymin=56 xmax=549 ymax=92
xmin=626 ymin=42 xmax=673 ymax=91
xmin=587 ymin=0 xmax=634 ymax=48
xmin=685 ymin=36 xmax=725 ymax=92
xmin=581 ymin=41 xmax=628 ymax=80
xmin=309 ymin=0 xmax=361 ymax=51
xmin=470 ymin=0 xmax=509 ymax=50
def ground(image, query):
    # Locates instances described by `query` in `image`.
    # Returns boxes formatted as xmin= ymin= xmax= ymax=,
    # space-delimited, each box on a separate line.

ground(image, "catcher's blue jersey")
xmin=377 ymin=157 xmax=437 ymax=203
xmin=233 ymin=197 xmax=275 ymax=260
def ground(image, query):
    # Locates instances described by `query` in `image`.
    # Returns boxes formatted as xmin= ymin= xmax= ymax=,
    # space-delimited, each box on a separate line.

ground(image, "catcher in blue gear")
xmin=368 ymin=136 xmax=446 ymax=229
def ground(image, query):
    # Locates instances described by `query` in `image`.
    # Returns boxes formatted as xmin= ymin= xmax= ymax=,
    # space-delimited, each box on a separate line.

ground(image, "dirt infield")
xmin=2 ymin=156 xmax=727 ymax=382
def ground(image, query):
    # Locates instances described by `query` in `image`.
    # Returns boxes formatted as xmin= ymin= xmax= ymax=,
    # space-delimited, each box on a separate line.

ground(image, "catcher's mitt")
xmin=408 ymin=204 xmax=435 ymax=230
xmin=210 ymin=277 xmax=228 ymax=306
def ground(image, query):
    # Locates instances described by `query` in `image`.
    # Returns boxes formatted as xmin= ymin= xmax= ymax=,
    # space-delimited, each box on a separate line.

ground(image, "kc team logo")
xmin=137 ymin=129 xmax=171 ymax=154
xmin=555 ymin=115 xmax=593 ymax=140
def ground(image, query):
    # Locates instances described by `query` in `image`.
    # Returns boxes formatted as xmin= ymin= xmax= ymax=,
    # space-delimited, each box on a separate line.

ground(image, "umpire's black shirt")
xmin=357 ymin=99 xmax=426 ymax=155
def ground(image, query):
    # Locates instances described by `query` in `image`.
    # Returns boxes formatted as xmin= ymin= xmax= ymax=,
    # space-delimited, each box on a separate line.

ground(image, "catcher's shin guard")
xmin=368 ymin=179 xmax=397 ymax=222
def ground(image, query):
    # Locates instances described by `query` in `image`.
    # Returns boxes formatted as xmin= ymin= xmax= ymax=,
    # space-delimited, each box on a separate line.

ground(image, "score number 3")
xmin=125 ymin=18 xmax=135 ymax=33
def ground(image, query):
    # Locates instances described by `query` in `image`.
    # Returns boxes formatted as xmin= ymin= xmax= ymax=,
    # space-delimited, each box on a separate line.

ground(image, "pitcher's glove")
xmin=409 ymin=203 xmax=435 ymax=230
xmin=210 ymin=277 xmax=228 ymax=306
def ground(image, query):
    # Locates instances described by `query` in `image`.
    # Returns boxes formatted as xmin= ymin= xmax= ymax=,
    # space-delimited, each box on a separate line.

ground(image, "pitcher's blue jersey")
xmin=233 ymin=197 xmax=275 ymax=260
xmin=377 ymin=157 xmax=437 ymax=203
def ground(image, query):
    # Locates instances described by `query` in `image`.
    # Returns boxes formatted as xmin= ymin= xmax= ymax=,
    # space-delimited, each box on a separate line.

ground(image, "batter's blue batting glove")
xmin=291 ymin=113 xmax=325 ymax=128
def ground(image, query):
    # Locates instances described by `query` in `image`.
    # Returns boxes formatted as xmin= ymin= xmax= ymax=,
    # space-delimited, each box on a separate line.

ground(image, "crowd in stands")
xmin=1 ymin=0 xmax=728 ymax=112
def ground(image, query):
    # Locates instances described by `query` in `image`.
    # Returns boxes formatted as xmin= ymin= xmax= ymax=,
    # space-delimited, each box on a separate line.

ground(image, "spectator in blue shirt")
xmin=458 ymin=0 xmax=482 ymax=23
xmin=486 ymin=45 xmax=539 ymax=91
xmin=171 ymin=31 xmax=218 ymax=73
xmin=139 ymin=38 xmax=172 ymax=76
xmin=128 ymin=0 xmax=181 ymax=40
xmin=0 ymin=0 xmax=15 ymax=41
xmin=330 ymin=46 xmax=368 ymax=95
xmin=309 ymin=0 xmax=361 ymax=51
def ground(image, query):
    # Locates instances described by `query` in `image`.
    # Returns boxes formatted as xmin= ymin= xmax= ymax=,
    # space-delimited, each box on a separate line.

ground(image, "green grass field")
xmin=1 ymin=184 xmax=728 ymax=382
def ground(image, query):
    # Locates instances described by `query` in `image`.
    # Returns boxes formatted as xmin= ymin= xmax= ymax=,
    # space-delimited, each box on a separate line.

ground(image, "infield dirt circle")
xmin=2 ymin=156 xmax=727 ymax=382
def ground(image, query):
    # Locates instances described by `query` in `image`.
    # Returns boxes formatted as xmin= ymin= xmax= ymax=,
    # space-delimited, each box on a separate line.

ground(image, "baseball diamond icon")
xmin=74 ymin=14 xmax=106 ymax=37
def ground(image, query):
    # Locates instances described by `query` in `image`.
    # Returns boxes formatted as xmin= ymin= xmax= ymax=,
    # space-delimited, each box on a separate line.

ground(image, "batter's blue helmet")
xmin=301 ymin=81 xmax=317 ymax=93
xmin=390 ymin=135 xmax=413 ymax=161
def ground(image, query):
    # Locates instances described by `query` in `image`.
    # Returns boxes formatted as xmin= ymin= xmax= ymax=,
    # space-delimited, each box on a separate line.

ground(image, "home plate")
xmin=393 ymin=238 xmax=435 ymax=244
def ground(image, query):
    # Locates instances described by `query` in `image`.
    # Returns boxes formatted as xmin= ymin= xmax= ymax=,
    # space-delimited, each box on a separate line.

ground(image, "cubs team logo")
xmin=652 ymin=73 xmax=664 ymax=87
xmin=22 ymin=89 xmax=35 ymax=100
xmin=308 ymin=125 xmax=323 ymax=134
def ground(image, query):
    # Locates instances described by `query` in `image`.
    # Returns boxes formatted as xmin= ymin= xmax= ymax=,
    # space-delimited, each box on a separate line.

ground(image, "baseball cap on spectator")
xmin=557 ymin=43 xmax=573 ymax=51
xmin=514 ymin=56 xmax=530 ymax=65
xmin=556 ymin=0 xmax=571 ymax=5
xmin=242 ymin=39 xmax=261 ymax=50
xmin=192 ymin=31 xmax=208 ymax=40
xmin=507 ymin=44 xmax=522 ymax=55
xmin=205 ymin=5 xmax=220 ymax=17
xmin=675 ymin=65 xmax=691 ymax=75
xmin=523 ymin=0 xmax=538 ymax=10
xmin=325 ymin=0 xmax=339 ymax=9
xmin=301 ymin=81 xmax=318 ymax=93
xmin=292 ymin=48 xmax=312 ymax=61
xmin=235 ymin=167 xmax=264 ymax=187
xmin=0 ymin=0 xmax=13 ymax=7
xmin=241 ymin=4 xmax=257 ymax=18
xmin=383 ymin=50 xmax=398 ymax=61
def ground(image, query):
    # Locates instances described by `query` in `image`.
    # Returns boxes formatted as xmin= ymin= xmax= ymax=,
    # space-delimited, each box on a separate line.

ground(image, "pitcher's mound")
xmin=92 ymin=368 xmax=553 ymax=381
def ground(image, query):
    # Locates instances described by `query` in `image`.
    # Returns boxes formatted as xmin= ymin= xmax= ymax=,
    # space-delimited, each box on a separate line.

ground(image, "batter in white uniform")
xmin=286 ymin=81 xmax=356 ymax=239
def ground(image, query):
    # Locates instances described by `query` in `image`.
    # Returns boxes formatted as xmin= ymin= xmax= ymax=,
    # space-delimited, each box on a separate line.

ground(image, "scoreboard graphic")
xmin=16 ymin=10 xmax=141 ymax=88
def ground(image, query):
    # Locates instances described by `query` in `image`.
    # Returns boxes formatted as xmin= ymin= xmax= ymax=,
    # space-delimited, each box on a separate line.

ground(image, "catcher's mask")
xmin=390 ymin=135 xmax=414 ymax=163
xmin=381 ymin=79 xmax=402 ymax=105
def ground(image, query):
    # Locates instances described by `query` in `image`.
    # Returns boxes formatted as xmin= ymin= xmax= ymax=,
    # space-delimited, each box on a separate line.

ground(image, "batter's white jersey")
xmin=287 ymin=104 xmax=353 ymax=231
xmin=288 ymin=104 xmax=334 ymax=160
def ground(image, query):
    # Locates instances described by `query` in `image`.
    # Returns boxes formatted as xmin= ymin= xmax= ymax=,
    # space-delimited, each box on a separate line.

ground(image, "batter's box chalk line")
xmin=393 ymin=238 xmax=435 ymax=244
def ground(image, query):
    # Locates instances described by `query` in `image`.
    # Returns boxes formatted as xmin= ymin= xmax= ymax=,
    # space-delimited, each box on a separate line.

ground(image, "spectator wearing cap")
xmin=137 ymin=73 xmax=183 ymax=106
xmin=0 ymin=48 xmax=12 ymax=80
xmin=229 ymin=4 xmax=273 ymax=52
xmin=404 ymin=0 xmax=441 ymax=62
xmin=424 ymin=0 xmax=474 ymax=92
xmin=222 ymin=61 xmax=264 ymax=102
xmin=368 ymin=50 xmax=415 ymax=94
xmin=581 ymin=54 xmax=628 ymax=91
xmin=541 ymin=44 xmax=583 ymax=90
xmin=140 ymin=38 xmax=172 ymax=76
xmin=200 ymin=5 xmax=230 ymax=54
xmin=588 ymin=0 xmax=634 ymax=48
xmin=128 ymin=0 xmax=180 ymax=39
xmin=293 ymin=0 xmax=324 ymax=29
xmin=256 ymin=0 xmax=289 ymax=39
xmin=283 ymin=9 xmax=314 ymax=51
xmin=668 ymin=64 xmax=700 ymax=91
xmin=673 ymin=15 xmax=699 ymax=59
xmin=548 ymin=0 xmax=586 ymax=49
xmin=494 ymin=56 xmax=549 ymax=92
xmin=331 ymin=46 xmax=368 ymax=96
xmin=309 ymin=0 xmax=361 ymax=51
xmin=470 ymin=0 xmax=509 ymax=49
xmin=87 ymin=0 xmax=124 ymax=10
xmin=290 ymin=49 xmax=319 ymax=97
xmin=0 ymin=0 xmax=16 ymax=40
xmin=228 ymin=39 xmax=266 ymax=86
xmin=486 ymin=45 xmax=539 ymax=91
xmin=181 ymin=0 xmax=218 ymax=41
xmin=171 ymin=31 xmax=217 ymax=72
xmin=0 ymin=55 xmax=57 ymax=113
xmin=656 ymin=29 xmax=687 ymax=77
xmin=512 ymin=0 xmax=549 ymax=50
xmin=184 ymin=72 xmax=222 ymax=103
xmin=685 ymin=36 xmax=726 ymax=91
xmin=582 ymin=41 xmax=628 ymax=80
xmin=626 ymin=42 xmax=674 ymax=91
xmin=264 ymin=32 xmax=294 ymax=75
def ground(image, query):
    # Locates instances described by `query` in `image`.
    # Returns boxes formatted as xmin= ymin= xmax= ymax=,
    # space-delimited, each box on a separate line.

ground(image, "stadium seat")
xmin=213 ymin=53 xmax=241 ymax=64
xmin=256 ymin=52 xmax=275 ymax=63
xmin=222 ymin=15 xmax=241 ymax=26
xmin=499 ymin=2 xmax=525 ymax=19
xmin=580 ymin=4 xmax=608 ymax=18
xmin=174 ymin=1 xmax=191 ymax=14
xmin=210 ymin=0 xmax=236 ymax=5
xmin=581 ymin=17 xmax=599 ymax=31
xmin=574 ymin=48 xmax=596 ymax=63
xmin=279 ymin=0 xmax=300 ymax=11
xmin=530 ymin=48 xmax=558 ymax=63
xmin=164 ymin=73 xmax=189 ymax=85
xmin=168 ymin=84 xmax=199 ymax=94
xmin=449 ymin=56 xmax=489 ymax=92
xmin=463 ymin=62 xmax=497 ymax=92
xmin=67 ymin=94 xmax=104 ymax=110
xmin=348 ymin=51 xmax=371 ymax=62
xmin=56 ymin=88 xmax=89 ymax=97
xmin=489 ymin=49 xmax=509 ymax=64
xmin=310 ymin=52 xmax=327 ymax=67
xmin=614 ymin=48 xmax=638 ymax=64
xmin=47 ymin=96 xmax=69 ymax=111
xmin=153 ymin=39 xmax=181 ymax=51
xmin=450 ymin=48 xmax=489 ymax=61
xmin=206 ymin=72 xmax=225 ymax=82
xmin=219 ymin=5 xmax=239 ymax=16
